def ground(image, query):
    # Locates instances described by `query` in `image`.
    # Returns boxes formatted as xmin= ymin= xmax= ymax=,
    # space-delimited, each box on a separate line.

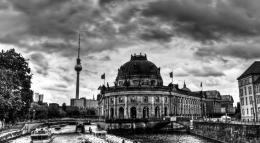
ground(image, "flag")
xmin=101 ymin=73 xmax=105 ymax=79
xmin=169 ymin=72 xmax=173 ymax=78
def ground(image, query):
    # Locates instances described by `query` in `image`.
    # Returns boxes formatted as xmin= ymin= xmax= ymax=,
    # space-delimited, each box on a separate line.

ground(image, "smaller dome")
xmin=181 ymin=81 xmax=191 ymax=92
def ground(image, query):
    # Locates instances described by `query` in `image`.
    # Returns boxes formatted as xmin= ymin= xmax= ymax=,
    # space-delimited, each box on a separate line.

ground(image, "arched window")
xmin=164 ymin=107 xmax=168 ymax=116
xmin=155 ymin=106 xmax=160 ymax=118
xmin=143 ymin=107 xmax=149 ymax=118
xmin=130 ymin=107 xmax=137 ymax=119
xmin=119 ymin=107 xmax=124 ymax=119
xmin=110 ymin=108 xmax=114 ymax=119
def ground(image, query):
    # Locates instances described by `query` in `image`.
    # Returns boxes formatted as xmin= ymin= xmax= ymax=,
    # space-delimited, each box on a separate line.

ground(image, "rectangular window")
xmin=249 ymin=96 xmax=253 ymax=104
xmin=241 ymin=98 xmax=244 ymax=105
xmin=244 ymin=87 xmax=247 ymax=95
xmin=130 ymin=97 xmax=136 ymax=103
xmin=119 ymin=97 xmax=123 ymax=103
xmin=240 ymin=88 xmax=243 ymax=96
xmin=246 ymin=97 xmax=248 ymax=105
xmin=110 ymin=98 xmax=114 ymax=104
xmin=249 ymin=86 xmax=252 ymax=94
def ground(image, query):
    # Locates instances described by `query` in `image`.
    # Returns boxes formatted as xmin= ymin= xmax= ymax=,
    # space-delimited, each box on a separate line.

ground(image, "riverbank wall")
xmin=191 ymin=121 xmax=260 ymax=143
xmin=0 ymin=122 xmax=43 ymax=142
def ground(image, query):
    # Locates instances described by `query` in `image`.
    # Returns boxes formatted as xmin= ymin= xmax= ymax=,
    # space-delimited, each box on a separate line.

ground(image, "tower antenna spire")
xmin=78 ymin=32 xmax=80 ymax=58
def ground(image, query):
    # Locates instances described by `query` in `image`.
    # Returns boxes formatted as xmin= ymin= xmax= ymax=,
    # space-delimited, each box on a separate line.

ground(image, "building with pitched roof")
xmin=202 ymin=90 xmax=222 ymax=117
xmin=221 ymin=95 xmax=235 ymax=115
xmin=237 ymin=61 xmax=260 ymax=122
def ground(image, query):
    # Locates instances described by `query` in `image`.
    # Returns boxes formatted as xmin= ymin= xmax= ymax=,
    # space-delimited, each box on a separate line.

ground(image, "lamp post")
xmin=33 ymin=110 xmax=36 ymax=121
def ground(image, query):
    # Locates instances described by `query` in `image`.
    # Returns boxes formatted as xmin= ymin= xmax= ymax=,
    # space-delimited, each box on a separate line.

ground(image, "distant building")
xmin=202 ymin=90 xmax=222 ymax=117
xmin=85 ymin=99 xmax=98 ymax=109
xmin=70 ymin=97 xmax=98 ymax=112
xmin=71 ymin=98 xmax=86 ymax=108
xmin=237 ymin=61 xmax=260 ymax=122
xmin=34 ymin=93 xmax=44 ymax=103
xmin=221 ymin=95 xmax=235 ymax=115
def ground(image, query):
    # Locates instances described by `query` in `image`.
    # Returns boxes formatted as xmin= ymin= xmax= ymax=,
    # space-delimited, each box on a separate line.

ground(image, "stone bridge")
xmin=41 ymin=117 xmax=101 ymax=126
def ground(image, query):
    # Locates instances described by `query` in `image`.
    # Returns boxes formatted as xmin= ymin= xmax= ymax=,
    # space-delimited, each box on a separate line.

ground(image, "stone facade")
xmin=98 ymin=54 xmax=206 ymax=121
xmin=202 ymin=90 xmax=222 ymax=117
xmin=221 ymin=95 xmax=235 ymax=114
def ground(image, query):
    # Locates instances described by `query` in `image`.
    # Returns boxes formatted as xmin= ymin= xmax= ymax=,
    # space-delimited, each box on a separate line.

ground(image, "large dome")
xmin=116 ymin=54 xmax=163 ymax=86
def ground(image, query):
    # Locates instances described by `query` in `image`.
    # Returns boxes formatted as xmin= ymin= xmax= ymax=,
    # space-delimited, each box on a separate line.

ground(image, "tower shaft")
xmin=76 ymin=71 xmax=80 ymax=99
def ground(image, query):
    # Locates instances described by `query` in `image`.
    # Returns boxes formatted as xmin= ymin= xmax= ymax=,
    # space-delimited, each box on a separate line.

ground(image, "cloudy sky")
xmin=1 ymin=0 xmax=260 ymax=105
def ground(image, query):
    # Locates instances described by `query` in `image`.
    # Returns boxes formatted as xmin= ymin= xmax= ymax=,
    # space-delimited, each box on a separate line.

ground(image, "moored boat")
xmin=30 ymin=127 xmax=54 ymax=143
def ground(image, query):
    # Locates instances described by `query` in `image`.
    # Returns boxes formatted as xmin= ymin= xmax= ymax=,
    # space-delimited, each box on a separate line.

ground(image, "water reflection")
xmin=119 ymin=133 xmax=217 ymax=143
xmin=9 ymin=125 xmax=218 ymax=143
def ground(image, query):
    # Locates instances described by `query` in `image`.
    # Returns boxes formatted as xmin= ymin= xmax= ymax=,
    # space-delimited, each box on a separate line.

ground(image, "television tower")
xmin=74 ymin=33 xmax=82 ymax=99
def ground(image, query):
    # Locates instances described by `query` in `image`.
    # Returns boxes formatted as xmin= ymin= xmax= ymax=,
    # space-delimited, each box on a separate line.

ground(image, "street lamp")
xmin=33 ymin=110 xmax=36 ymax=121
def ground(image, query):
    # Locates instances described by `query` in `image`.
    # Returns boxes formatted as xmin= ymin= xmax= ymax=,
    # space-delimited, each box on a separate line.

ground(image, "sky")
xmin=1 ymin=0 xmax=260 ymax=105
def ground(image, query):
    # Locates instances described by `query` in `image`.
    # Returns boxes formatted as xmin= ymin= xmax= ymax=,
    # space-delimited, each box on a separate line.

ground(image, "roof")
xmin=254 ymin=77 xmax=260 ymax=84
xmin=237 ymin=61 xmax=260 ymax=80
xmin=221 ymin=95 xmax=234 ymax=102
xmin=202 ymin=90 xmax=221 ymax=100
xmin=116 ymin=53 xmax=162 ymax=80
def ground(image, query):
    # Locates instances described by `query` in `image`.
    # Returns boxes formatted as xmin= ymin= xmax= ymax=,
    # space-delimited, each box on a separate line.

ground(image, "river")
xmin=9 ymin=125 xmax=218 ymax=143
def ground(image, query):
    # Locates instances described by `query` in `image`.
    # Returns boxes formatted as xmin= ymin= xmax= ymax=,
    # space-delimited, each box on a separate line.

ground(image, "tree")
xmin=235 ymin=102 xmax=241 ymax=120
xmin=48 ymin=105 xmax=60 ymax=118
xmin=0 ymin=49 xmax=33 ymax=122
xmin=62 ymin=103 xmax=66 ymax=111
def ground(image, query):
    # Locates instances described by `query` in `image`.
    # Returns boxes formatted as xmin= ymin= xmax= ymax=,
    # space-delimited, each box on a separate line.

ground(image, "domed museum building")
xmin=97 ymin=54 xmax=206 ymax=130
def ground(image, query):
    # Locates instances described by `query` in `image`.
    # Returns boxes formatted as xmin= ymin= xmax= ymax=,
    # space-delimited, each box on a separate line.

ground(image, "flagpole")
xmin=104 ymin=75 xmax=106 ymax=86
xmin=171 ymin=70 xmax=173 ymax=83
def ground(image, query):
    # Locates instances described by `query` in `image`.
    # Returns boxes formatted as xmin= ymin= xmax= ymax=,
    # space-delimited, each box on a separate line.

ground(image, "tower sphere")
xmin=75 ymin=64 xmax=82 ymax=71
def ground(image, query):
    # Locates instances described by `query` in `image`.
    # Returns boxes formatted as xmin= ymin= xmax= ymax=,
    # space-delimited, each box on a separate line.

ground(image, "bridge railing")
xmin=105 ymin=118 xmax=168 ymax=123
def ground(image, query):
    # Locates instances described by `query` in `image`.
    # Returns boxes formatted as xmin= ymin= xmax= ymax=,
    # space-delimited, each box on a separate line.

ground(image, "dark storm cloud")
xmin=0 ymin=0 xmax=139 ymax=58
xmin=140 ymin=29 xmax=173 ymax=42
xmin=195 ymin=43 xmax=260 ymax=60
xmin=84 ymin=69 xmax=98 ymax=76
xmin=142 ymin=0 xmax=260 ymax=41
xmin=44 ymin=87 xmax=69 ymax=92
xmin=99 ymin=56 xmax=111 ymax=61
xmin=9 ymin=0 xmax=100 ymax=39
xmin=186 ymin=66 xmax=225 ymax=77
xmin=55 ymin=83 xmax=68 ymax=89
xmin=0 ymin=0 xmax=9 ymax=10
xmin=30 ymin=52 xmax=49 ymax=76
xmin=62 ymin=76 xmax=73 ymax=83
